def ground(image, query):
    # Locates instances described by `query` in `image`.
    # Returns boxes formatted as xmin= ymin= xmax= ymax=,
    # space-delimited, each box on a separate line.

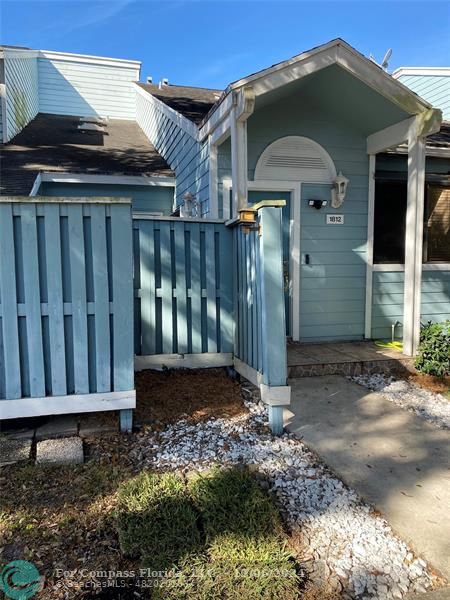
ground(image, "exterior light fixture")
xmin=308 ymin=199 xmax=328 ymax=210
xmin=181 ymin=192 xmax=199 ymax=218
xmin=239 ymin=208 xmax=257 ymax=223
xmin=331 ymin=171 xmax=349 ymax=209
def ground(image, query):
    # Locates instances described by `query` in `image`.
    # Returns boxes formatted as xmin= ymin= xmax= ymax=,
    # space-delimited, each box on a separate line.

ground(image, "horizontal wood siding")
xmin=133 ymin=217 xmax=233 ymax=356
xmin=135 ymin=90 xmax=210 ymax=215
xmin=38 ymin=57 xmax=139 ymax=119
xmin=0 ymin=199 xmax=134 ymax=402
xmin=371 ymin=270 xmax=450 ymax=340
xmin=4 ymin=56 xmax=39 ymax=141
xmin=397 ymin=74 xmax=450 ymax=120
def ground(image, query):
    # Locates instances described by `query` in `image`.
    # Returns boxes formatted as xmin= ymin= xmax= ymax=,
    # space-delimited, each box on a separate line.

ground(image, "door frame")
xmin=223 ymin=178 xmax=301 ymax=341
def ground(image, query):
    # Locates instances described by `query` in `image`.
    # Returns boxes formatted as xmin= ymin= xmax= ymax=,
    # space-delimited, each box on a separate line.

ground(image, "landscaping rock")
xmin=351 ymin=373 xmax=450 ymax=429
xmin=125 ymin=393 xmax=439 ymax=599
xmin=0 ymin=438 xmax=32 ymax=466
xmin=35 ymin=415 xmax=78 ymax=440
xmin=36 ymin=437 xmax=84 ymax=465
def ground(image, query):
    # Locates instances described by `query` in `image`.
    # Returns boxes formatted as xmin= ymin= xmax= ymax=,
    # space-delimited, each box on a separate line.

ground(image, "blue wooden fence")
xmin=0 ymin=197 xmax=135 ymax=425
xmin=233 ymin=204 xmax=290 ymax=432
xmin=133 ymin=216 xmax=234 ymax=360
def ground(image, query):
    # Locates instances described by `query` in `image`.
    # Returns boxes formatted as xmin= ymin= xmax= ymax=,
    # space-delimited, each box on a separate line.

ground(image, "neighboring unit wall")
xmin=0 ymin=58 xmax=4 ymax=143
xmin=38 ymin=51 xmax=140 ymax=119
xmin=394 ymin=70 xmax=450 ymax=120
xmin=135 ymin=86 xmax=210 ymax=214
xmin=38 ymin=182 xmax=175 ymax=215
xmin=3 ymin=52 xmax=39 ymax=142
xmin=371 ymin=270 xmax=450 ymax=339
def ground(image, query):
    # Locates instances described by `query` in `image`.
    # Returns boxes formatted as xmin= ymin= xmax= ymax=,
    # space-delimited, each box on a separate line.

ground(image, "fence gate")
xmin=133 ymin=216 xmax=234 ymax=369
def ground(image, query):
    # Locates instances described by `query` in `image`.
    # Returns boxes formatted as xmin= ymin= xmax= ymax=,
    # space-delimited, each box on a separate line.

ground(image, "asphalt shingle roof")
xmin=137 ymin=83 xmax=223 ymax=125
xmin=0 ymin=113 xmax=174 ymax=196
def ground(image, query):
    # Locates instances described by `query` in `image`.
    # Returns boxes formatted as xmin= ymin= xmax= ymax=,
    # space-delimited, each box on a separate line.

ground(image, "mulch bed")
xmin=135 ymin=368 xmax=247 ymax=426
xmin=408 ymin=373 xmax=450 ymax=397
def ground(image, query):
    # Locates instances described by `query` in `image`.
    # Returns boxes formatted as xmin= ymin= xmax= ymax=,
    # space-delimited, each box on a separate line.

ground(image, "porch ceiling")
xmin=253 ymin=65 xmax=411 ymax=137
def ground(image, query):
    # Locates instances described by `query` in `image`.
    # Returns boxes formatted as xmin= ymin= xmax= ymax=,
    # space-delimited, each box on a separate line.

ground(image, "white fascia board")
xmin=0 ymin=48 xmax=39 ymax=59
xmin=134 ymin=83 xmax=199 ymax=140
xmin=393 ymin=67 xmax=450 ymax=78
xmin=198 ymin=93 xmax=234 ymax=141
xmin=39 ymin=49 xmax=141 ymax=71
xmin=41 ymin=172 xmax=175 ymax=187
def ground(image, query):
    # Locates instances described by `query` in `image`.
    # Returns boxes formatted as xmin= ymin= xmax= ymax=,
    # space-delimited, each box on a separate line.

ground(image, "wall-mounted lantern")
xmin=180 ymin=192 xmax=199 ymax=218
xmin=308 ymin=199 xmax=328 ymax=210
xmin=331 ymin=171 xmax=349 ymax=209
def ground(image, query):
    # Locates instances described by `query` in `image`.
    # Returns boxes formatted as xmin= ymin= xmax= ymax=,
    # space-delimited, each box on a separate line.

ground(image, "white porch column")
xmin=208 ymin=137 xmax=219 ymax=218
xmin=230 ymin=108 xmax=248 ymax=215
xmin=230 ymin=87 xmax=255 ymax=216
xmin=403 ymin=132 xmax=426 ymax=356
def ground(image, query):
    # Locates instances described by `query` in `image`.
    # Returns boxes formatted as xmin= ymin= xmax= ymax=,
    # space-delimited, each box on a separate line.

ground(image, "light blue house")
xmin=0 ymin=40 xmax=449 ymax=431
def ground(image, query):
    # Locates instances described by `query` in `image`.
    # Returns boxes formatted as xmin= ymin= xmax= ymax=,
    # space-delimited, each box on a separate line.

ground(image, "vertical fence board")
xmin=68 ymin=204 xmax=89 ymax=394
xmin=91 ymin=205 xmax=110 ymax=392
xmin=44 ymin=203 xmax=67 ymax=396
xmin=174 ymin=221 xmax=188 ymax=353
xmin=139 ymin=220 xmax=156 ymax=355
xmin=159 ymin=222 xmax=173 ymax=354
xmin=190 ymin=223 xmax=202 ymax=353
xmin=111 ymin=204 xmax=134 ymax=391
xmin=219 ymin=226 xmax=233 ymax=353
xmin=205 ymin=226 xmax=217 ymax=353
xmin=21 ymin=204 xmax=45 ymax=397
xmin=0 ymin=204 xmax=21 ymax=399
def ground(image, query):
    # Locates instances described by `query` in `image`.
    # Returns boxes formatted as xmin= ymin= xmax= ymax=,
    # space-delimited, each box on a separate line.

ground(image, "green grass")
xmin=115 ymin=468 xmax=302 ymax=598
xmin=116 ymin=472 xmax=201 ymax=570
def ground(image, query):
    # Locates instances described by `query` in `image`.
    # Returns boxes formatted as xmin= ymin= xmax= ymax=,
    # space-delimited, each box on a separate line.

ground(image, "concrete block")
xmin=35 ymin=415 xmax=78 ymax=440
xmin=36 ymin=437 xmax=84 ymax=465
xmin=0 ymin=438 xmax=32 ymax=466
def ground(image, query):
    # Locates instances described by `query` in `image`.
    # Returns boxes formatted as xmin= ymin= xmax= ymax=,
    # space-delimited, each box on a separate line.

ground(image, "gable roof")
xmin=0 ymin=113 xmax=173 ymax=196
xmin=137 ymin=83 xmax=223 ymax=125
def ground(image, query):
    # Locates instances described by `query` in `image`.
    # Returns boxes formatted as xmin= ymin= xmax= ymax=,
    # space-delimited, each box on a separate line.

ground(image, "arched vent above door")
xmin=254 ymin=136 xmax=337 ymax=183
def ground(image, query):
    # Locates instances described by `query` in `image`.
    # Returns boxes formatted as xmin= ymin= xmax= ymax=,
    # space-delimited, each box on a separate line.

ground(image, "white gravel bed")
xmin=351 ymin=373 xmax=450 ymax=429
xmin=130 ymin=396 xmax=438 ymax=599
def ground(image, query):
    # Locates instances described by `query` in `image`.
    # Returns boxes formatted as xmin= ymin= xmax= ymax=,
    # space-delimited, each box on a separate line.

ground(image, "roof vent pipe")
xmin=146 ymin=76 xmax=153 ymax=84
xmin=162 ymin=78 xmax=169 ymax=86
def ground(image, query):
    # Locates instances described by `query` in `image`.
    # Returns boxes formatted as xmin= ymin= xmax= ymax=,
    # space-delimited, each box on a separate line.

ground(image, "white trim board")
xmin=393 ymin=67 xmax=450 ymax=78
xmin=364 ymin=154 xmax=376 ymax=339
xmin=39 ymin=49 xmax=141 ymax=71
xmin=233 ymin=357 xmax=291 ymax=407
xmin=135 ymin=353 xmax=233 ymax=371
xmin=135 ymin=83 xmax=199 ymax=140
xmin=40 ymin=172 xmax=175 ymax=187
xmin=0 ymin=390 xmax=136 ymax=420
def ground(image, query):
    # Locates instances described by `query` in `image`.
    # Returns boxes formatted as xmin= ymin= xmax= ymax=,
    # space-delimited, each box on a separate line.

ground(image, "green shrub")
xmin=415 ymin=321 xmax=450 ymax=377
xmin=115 ymin=472 xmax=201 ymax=570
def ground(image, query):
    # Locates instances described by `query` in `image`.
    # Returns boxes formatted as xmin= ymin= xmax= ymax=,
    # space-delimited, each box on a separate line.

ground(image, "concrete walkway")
xmin=286 ymin=375 xmax=450 ymax=579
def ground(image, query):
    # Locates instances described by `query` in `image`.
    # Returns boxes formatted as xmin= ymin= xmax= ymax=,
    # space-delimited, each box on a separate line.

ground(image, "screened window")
xmin=424 ymin=185 xmax=450 ymax=262
xmin=373 ymin=181 xmax=450 ymax=264
xmin=373 ymin=181 xmax=407 ymax=264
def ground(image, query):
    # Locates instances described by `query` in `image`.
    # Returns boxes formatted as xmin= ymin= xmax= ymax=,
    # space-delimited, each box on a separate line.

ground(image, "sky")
xmin=1 ymin=0 xmax=449 ymax=89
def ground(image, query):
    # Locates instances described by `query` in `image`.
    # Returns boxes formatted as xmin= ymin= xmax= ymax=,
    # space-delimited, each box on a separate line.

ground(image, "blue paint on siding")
xmin=397 ymin=73 xmax=450 ymax=120
xmin=38 ymin=182 xmax=175 ymax=215
xmin=135 ymin=91 xmax=210 ymax=215
xmin=4 ymin=55 xmax=39 ymax=141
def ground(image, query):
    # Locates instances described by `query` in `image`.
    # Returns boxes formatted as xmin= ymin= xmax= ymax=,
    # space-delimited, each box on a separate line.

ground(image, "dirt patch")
xmin=135 ymin=368 xmax=247 ymax=426
xmin=408 ymin=373 xmax=450 ymax=397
